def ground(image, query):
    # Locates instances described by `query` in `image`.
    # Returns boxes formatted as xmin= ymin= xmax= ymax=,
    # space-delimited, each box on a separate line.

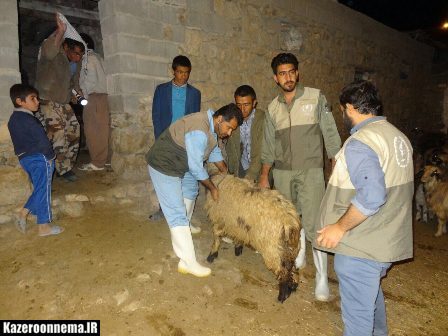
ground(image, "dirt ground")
xmin=1 ymin=165 xmax=448 ymax=336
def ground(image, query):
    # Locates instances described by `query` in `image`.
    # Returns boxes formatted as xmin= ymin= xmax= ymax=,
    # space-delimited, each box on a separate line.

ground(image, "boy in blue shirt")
xmin=8 ymin=84 xmax=64 ymax=236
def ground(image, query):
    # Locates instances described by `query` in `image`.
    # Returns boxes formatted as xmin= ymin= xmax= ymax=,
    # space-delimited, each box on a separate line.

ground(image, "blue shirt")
xmin=69 ymin=62 xmax=78 ymax=77
xmin=171 ymin=83 xmax=187 ymax=123
xmin=185 ymin=109 xmax=224 ymax=181
xmin=240 ymin=110 xmax=255 ymax=170
xmin=346 ymin=116 xmax=387 ymax=216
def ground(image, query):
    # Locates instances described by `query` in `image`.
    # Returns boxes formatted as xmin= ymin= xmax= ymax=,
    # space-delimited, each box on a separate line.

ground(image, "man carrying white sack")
xmin=35 ymin=13 xmax=85 ymax=182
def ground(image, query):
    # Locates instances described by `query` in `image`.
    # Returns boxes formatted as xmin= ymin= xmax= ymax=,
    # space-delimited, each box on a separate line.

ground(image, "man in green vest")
xmin=146 ymin=104 xmax=243 ymax=277
xmin=226 ymin=85 xmax=265 ymax=182
xmin=259 ymin=53 xmax=341 ymax=301
xmin=316 ymin=80 xmax=413 ymax=335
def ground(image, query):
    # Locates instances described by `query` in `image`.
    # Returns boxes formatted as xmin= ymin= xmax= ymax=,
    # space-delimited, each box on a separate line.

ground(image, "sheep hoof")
xmin=234 ymin=245 xmax=243 ymax=256
xmin=207 ymin=252 xmax=218 ymax=263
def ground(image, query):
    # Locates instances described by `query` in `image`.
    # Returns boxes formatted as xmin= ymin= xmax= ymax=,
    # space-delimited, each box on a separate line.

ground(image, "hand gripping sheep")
xmin=205 ymin=175 xmax=301 ymax=302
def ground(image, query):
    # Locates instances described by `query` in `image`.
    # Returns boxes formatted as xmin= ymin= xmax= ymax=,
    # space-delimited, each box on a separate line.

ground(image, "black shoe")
xmin=148 ymin=209 xmax=164 ymax=221
xmin=61 ymin=170 xmax=78 ymax=182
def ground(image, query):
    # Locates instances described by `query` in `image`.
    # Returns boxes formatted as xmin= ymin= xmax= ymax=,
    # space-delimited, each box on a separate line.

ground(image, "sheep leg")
xmin=234 ymin=245 xmax=243 ymax=256
xmin=435 ymin=218 xmax=446 ymax=237
xmin=415 ymin=206 xmax=422 ymax=222
xmin=207 ymin=234 xmax=222 ymax=263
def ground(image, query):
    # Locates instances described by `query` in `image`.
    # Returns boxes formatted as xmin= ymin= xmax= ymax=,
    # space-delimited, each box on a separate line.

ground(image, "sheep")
xmin=421 ymin=165 xmax=448 ymax=237
xmin=204 ymin=174 xmax=301 ymax=303
xmin=415 ymin=152 xmax=448 ymax=223
xmin=415 ymin=183 xmax=429 ymax=223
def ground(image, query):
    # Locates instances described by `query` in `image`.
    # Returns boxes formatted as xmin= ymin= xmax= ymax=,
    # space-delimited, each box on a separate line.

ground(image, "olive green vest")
xmin=318 ymin=119 xmax=414 ymax=262
xmin=268 ymin=87 xmax=323 ymax=170
xmin=146 ymin=111 xmax=217 ymax=177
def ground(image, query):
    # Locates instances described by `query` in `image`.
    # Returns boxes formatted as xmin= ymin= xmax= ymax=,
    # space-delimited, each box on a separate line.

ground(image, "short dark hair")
xmin=172 ymin=55 xmax=191 ymax=70
xmin=10 ymin=84 xmax=39 ymax=107
xmin=63 ymin=38 xmax=85 ymax=52
xmin=271 ymin=53 xmax=299 ymax=74
xmin=234 ymin=85 xmax=257 ymax=100
xmin=214 ymin=103 xmax=243 ymax=126
xmin=339 ymin=80 xmax=383 ymax=116
xmin=79 ymin=33 xmax=94 ymax=50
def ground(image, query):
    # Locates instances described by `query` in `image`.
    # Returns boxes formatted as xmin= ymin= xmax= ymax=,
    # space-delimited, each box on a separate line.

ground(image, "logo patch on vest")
xmin=299 ymin=104 xmax=315 ymax=123
xmin=394 ymin=136 xmax=411 ymax=168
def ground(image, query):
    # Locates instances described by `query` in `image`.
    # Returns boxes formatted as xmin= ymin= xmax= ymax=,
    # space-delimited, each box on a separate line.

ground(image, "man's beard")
xmin=279 ymin=80 xmax=297 ymax=93
xmin=217 ymin=121 xmax=228 ymax=139
xmin=343 ymin=110 xmax=354 ymax=133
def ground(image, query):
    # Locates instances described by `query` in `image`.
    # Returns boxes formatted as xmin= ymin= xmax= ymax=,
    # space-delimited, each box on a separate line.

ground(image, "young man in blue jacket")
xmin=149 ymin=55 xmax=201 ymax=223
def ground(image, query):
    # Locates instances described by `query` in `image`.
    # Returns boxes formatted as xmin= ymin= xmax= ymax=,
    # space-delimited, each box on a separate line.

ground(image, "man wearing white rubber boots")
xmin=259 ymin=53 xmax=341 ymax=300
xmin=146 ymin=104 xmax=242 ymax=277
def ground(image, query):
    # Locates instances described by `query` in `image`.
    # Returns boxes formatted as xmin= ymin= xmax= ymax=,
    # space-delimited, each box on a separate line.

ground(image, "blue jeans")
xmin=20 ymin=154 xmax=54 ymax=224
xmin=334 ymin=254 xmax=392 ymax=336
xmin=148 ymin=165 xmax=199 ymax=228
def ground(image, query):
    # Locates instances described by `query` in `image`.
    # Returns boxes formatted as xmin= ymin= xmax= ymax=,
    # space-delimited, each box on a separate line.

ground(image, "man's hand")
xmin=54 ymin=13 xmax=66 ymax=47
xmin=214 ymin=160 xmax=228 ymax=175
xmin=258 ymin=174 xmax=270 ymax=189
xmin=210 ymin=187 xmax=219 ymax=202
xmin=330 ymin=158 xmax=336 ymax=173
xmin=316 ymin=223 xmax=345 ymax=249
xmin=258 ymin=164 xmax=272 ymax=189
xmin=200 ymin=178 xmax=219 ymax=202
xmin=56 ymin=13 xmax=66 ymax=33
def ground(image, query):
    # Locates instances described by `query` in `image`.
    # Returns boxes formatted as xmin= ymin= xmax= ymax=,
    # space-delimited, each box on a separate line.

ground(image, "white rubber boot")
xmin=170 ymin=226 xmax=211 ymax=277
xmin=294 ymin=228 xmax=307 ymax=269
xmin=313 ymin=248 xmax=330 ymax=301
xmin=184 ymin=198 xmax=201 ymax=234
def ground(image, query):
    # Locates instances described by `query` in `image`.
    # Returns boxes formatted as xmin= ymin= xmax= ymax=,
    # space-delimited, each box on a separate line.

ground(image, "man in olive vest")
xmin=146 ymin=104 xmax=243 ymax=277
xmin=226 ymin=85 xmax=265 ymax=182
xmin=316 ymin=81 xmax=413 ymax=335
xmin=259 ymin=53 xmax=341 ymax=301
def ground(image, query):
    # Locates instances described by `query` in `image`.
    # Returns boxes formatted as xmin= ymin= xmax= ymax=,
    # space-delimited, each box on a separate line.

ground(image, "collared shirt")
xmin=277 ymin=84 xmax=305 ymax=108
xmin=171 ymin=81 xmax=187 ymax=123
xmin=346 ymin=116 xmax=387 ymax=216
xmin=185 ymin=109 xmax=223 ymax=181
xmin=240 ymin=109 xmax=255 ymax=170
xmin=79 ymin=51 xmax=107 ymax=98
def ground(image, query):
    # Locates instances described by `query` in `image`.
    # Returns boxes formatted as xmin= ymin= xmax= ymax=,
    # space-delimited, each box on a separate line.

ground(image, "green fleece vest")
xmin=318 ymin=119 xmax=414 ymax=262
xmin=146 ymin=111 xmax=217 ymax=177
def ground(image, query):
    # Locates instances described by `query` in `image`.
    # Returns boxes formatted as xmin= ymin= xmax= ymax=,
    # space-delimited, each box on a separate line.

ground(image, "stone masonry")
xmin=0 ymin=0 xmax=442 ymax=218
xmin=99 ymin=0 xmax=435 ymax=185
xmin=0 ymin=0 xmax=29 ymax=223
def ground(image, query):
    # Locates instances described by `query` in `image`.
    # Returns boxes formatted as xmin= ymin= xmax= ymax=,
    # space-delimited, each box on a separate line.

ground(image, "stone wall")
xmin=0 ymin=0 xmax=30 ymax=222
xmin=99 ymin=0 xmax=436 ymax=181
xmin=0 ymin=0 xmax=440 ymax=217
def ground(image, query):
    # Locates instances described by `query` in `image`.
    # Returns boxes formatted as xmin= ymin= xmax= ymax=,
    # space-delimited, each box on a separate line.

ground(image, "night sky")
xmin=338 ymin=0 xmax=448 ymax=31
